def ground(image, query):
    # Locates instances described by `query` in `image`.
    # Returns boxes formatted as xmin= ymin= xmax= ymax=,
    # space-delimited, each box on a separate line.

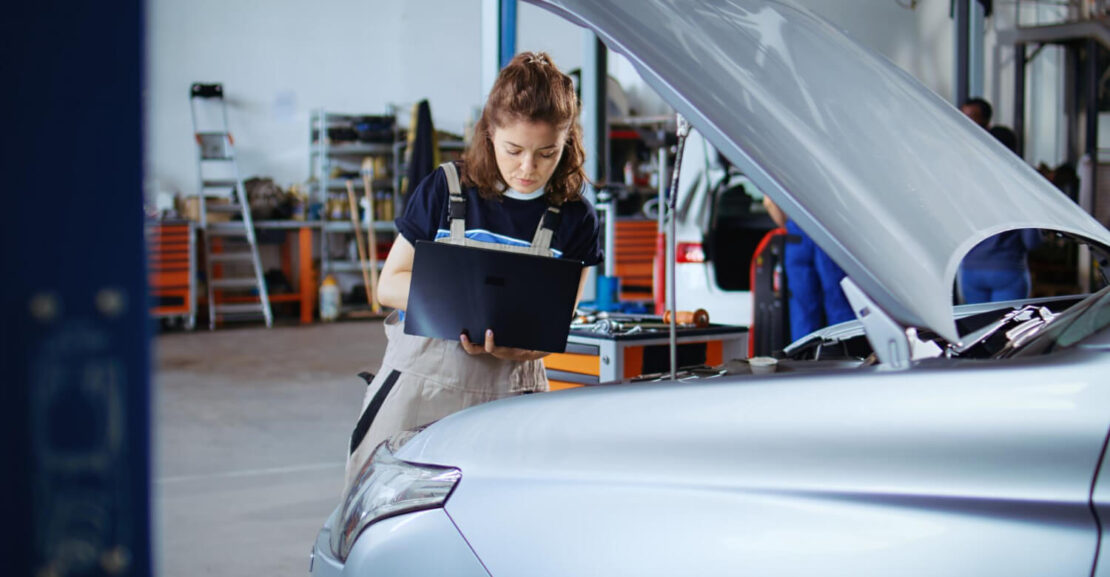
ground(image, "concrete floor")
xmin=154 ymin=320 xmax=384 ymax=576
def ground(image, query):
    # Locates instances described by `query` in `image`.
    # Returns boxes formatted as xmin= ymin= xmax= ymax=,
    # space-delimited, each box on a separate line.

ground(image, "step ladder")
xmin=189 ymin=82 xmax=272 ymax=329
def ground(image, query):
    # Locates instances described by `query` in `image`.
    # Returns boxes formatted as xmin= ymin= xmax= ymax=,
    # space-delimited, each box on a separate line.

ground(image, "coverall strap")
xmin=440 ymin=162 xmax=466 ymax=242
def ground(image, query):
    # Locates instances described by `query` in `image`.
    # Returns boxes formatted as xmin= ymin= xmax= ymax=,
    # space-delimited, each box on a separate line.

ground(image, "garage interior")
xmin=8 ymin=1 xmax=1110 ymax=576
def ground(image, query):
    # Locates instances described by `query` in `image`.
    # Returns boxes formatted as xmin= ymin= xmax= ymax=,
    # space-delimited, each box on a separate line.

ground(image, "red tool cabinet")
xmin=147 ymin=220 xmax=197 ymax=329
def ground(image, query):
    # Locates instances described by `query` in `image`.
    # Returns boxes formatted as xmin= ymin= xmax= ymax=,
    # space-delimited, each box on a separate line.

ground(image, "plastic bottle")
xmin=319 ymin=274 xmax=340 ymax=322
xmin=290 ymin=184 xmax=307 ymax=221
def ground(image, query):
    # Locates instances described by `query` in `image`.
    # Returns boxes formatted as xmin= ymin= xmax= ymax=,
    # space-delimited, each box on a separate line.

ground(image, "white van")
xmin=667 ymin=130 xmax=778 ymax=326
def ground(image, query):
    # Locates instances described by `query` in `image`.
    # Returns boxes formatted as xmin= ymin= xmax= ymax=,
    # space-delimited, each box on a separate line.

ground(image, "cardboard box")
xmin=177 ymin=196 xmax=233 ymax=222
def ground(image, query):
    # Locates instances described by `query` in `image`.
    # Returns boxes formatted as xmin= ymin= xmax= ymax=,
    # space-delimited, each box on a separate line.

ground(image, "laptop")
xmin=404 ymin=240 xmax=584 ymax=353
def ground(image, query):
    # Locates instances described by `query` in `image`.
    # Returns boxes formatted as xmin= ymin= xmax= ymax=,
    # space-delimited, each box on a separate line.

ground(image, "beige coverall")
xmin=343 ymin=162 xmax=558 ymax=494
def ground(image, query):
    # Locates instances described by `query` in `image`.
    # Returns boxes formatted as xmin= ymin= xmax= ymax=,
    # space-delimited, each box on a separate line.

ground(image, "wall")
xmin=517 ymin=2 xmax=583 ymax=74
xmin=146 ymin=0 xmax=484 ymax=198
xmin=816 ymin=1 xmax=1069 ymax=169
xmin=146 ymin=0 xmax=1061 ymax=199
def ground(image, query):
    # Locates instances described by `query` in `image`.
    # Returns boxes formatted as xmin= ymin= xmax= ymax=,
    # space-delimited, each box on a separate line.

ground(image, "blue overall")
xmin=784 ymin=220 xmax=854 ymax=342
xmin=958 ymin=229 xmax=1042 ymax=304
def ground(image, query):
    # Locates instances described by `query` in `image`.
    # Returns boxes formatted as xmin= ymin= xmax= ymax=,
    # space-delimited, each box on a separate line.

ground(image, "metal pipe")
xmin=582 ymin=35 xmax=609 ymax=190
xmin=1067 ymin=45 xmax=1080 ymax=164
xmin=969 ymin=0 xmax=985 ymax=98
xmin=1086 ymin=38 xmax=1099 ymax=183
xmin=580 ymin=33 xmax=608 ymax=304
xmin=1083 ymin=39 xmax=1100 ymax=293
xmin=955 ymin=0 xmax=971 ymax=105
xmin=603 ymin=192 xmax=617 ymax=278
xmin=1014 ymin=43 xmax=1027 ymax=159
xmin=667 ymin=114 xmax=691 ymax=381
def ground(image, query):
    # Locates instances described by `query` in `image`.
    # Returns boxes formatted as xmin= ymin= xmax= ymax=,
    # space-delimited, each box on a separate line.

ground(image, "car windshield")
xmin=1005 ymin=283 xmax=1110 ymax=357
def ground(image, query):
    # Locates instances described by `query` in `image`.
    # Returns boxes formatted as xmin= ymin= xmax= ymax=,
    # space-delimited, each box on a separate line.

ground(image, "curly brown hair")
xmin=461 ymin=51 xmax=586 ymax=206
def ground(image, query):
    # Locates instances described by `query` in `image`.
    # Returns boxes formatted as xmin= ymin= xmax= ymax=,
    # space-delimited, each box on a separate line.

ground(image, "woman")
xmin=344 ymin=52 xmax=603 ymax=491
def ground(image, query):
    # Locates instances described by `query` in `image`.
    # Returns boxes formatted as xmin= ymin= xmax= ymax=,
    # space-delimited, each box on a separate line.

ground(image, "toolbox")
xmin=146 ymin=220 xmax=197 ymax=329
xmin=544 ymin=325 xmax=748 ymax=390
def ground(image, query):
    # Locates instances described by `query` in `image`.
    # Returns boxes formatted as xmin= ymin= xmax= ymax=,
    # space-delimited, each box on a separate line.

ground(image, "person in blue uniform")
xmin=958 ymin=98 xmax=1043 ymax=304
xmin=763 ymin=197 xmax=854 ymax=342
xmin=959 ymin=231 xmax=1042 ymax=303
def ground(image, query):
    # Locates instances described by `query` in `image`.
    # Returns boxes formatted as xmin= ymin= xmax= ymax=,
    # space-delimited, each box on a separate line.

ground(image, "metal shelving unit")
xmin=309 ymin=111 xmax=470 ymax=315
xmin=309 ymin=109 xmax=401 ymax=287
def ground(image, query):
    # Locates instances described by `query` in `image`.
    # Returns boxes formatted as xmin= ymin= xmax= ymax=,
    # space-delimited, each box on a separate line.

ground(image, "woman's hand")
xmin=459 ymin=330 xmax=548 ymax=361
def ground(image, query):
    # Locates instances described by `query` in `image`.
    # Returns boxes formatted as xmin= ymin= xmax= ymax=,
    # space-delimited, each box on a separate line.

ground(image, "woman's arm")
xmin=377 ymin=235 xmax=416 ymax=311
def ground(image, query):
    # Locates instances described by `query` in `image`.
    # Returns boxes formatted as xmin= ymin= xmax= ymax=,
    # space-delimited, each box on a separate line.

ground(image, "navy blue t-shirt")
xmin=396 ymin=164 xmax=604 ymax=266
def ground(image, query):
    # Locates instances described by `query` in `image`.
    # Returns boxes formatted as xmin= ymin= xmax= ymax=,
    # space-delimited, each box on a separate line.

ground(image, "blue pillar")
xmin=500 ymin=0 xmax=517 ymax=69
xmin=3 ymin=1 xmax=151 ymax=576
xmin=582 ymin=34 xmax=614 ymax=308
xmin=481 ymin=0 xmax=517 ymax=98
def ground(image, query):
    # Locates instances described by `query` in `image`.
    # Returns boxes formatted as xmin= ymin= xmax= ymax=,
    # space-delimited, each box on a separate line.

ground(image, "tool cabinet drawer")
xmin=145 ymin=220 xmax=196 ymax=325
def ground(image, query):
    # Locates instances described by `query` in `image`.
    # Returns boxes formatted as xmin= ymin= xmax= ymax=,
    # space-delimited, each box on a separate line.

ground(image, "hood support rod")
xmin=666 ymin=114 xmax=692 ymax=380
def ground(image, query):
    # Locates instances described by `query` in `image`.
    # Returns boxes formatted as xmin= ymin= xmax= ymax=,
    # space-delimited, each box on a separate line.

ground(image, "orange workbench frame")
xmin=202 ymin=223 xmax=316 ymax=324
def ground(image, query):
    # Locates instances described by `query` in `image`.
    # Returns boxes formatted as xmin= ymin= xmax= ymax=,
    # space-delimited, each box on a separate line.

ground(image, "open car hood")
xmin=526 ymin=0 xmax=1110 ymax=343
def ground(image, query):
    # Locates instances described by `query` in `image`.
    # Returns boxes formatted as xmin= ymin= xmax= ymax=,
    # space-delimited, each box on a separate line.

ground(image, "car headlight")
xmin=329 ymin=430 xmax=461 ymax=561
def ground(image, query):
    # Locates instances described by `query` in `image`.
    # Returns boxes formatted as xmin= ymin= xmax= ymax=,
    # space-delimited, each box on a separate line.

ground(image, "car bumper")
xmin=310 ymin=507 xmax=489 ymax=577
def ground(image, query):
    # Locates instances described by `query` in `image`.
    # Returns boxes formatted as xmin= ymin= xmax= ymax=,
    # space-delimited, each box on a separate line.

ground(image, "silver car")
xmin=310 ymin=1 xmax=1110 ymax=575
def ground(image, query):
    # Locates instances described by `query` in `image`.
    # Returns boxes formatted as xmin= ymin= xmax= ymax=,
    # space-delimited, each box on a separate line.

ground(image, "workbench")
xmin=199 ymin=219 xmax=395 ymax=324
xmin=202 ymin=220 xmax=317 ymax=324
xmin=544 ymin=325 xmax=749 ymax=390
